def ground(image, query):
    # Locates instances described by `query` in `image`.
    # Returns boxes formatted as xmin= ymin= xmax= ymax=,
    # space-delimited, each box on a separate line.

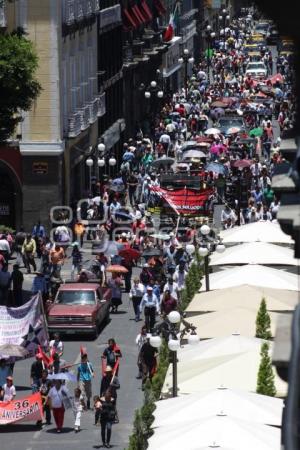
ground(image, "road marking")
xmin=33 ymin=430 xmax=41 ymax=440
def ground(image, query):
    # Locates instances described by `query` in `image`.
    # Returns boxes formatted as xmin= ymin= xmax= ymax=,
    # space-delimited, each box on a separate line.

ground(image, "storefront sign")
xmin=0 ymin=205 xmax=9 ymax=216
xmin=163 ymin=36 xmax=182 ymax=78
xmin=99 ymin=4 xmax=121 ymax=29
xmin=32 ymin=162 xmax=48 ymax=174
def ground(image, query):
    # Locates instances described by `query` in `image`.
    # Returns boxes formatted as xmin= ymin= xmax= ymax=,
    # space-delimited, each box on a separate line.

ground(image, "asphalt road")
xmin=2 ymin=252 xmax=144 ymax=450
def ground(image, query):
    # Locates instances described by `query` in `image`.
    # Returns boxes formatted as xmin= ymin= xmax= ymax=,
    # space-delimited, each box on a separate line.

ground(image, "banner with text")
xmin=0 ymin=293 xmax=48 ymax=357
xmin=0 ymin=392 xmax=43 ymax=425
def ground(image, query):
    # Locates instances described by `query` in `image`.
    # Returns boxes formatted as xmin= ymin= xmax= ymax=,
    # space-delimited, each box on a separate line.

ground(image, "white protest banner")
xmin=0 ymin=293 xmax=48 ymax=357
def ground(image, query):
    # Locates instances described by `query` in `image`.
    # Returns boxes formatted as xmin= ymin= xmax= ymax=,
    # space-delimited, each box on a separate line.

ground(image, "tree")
xmin=257 ymin=342 xmax=276 ymax=397
xmin=0 ymin=30 xmax=41 ymax=141
xmin=255 ymin=298 xmax=272 ymax=340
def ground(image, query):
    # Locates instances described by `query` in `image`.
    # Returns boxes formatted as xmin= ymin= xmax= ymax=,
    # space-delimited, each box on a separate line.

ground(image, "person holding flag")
xmin=100 ymin=365 xmax=120 ymax=424
xmin=101 ymin=339 xmax=122 ymax=376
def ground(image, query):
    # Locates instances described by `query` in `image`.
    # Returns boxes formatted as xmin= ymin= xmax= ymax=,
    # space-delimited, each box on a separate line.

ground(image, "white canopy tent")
xmin=219 ymin=221 xmax=293 ymax=244
xmin=153 ymin=387 xmax=283 ymax=427
xmin=162 ymin=348 xmax=287 ymax=398
xmin=183 ymin=308 xmax=279 ymax=338
xmin=148 ymin=415 xmax=281 ymax=450
xmin=186 ymin=285 xmax=298 ymax=313
xmin=176 ymin=334 xmax=268 ymax=362
xmin=209 ymin=242 xmax=298 ymax=266
xmin=200 ymin=265 xmax=299 ymax=291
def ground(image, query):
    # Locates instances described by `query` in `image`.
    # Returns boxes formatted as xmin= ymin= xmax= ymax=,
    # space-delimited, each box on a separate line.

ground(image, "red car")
xmin=47 ymin=283 xmax=111 ymax=338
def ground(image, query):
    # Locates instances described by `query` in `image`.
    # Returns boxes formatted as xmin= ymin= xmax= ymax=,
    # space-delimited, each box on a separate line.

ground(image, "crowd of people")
xmin=0 ymin=7 xmax=296 ymax=448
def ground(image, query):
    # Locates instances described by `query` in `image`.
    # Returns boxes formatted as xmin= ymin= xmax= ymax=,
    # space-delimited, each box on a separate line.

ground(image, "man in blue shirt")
xmin=77 ymin=353 xmax=94 ymax=409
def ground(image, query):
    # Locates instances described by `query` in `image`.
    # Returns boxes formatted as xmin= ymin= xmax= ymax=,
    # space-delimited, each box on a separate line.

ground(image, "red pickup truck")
xmin=47 ymin=283 xmax=112 ymax=339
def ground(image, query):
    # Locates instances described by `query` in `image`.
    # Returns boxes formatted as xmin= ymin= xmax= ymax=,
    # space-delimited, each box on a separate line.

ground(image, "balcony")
xmin=97 ymin=93 xmax=106 ymax=117
xmin=80 ymin=105 xmax=90 ymax=131
xmin=62 ymin=0 xmax=98 ymax=36
xmin=99 ymin=0 xmax=120 ymax=11
xmin=89 ymin=98 xmax=99 ymax=124
xmin=67 ymin=112 xmax=82 ymax=138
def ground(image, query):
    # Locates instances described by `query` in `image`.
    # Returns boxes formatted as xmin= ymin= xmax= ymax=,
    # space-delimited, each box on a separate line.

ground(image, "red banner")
xmin=150 ymin=186 xmax=214 ymax=215
xmin=0 ymin=392 xmax=43 ymax=425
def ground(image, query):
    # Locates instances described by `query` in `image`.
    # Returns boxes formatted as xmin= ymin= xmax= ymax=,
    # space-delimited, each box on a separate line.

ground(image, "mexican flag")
xmin=163 ymin=13 xmax=175 ymax=42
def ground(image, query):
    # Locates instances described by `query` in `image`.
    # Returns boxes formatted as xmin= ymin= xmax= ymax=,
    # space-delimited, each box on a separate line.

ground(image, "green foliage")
xmin=0 ymin=30 xmax=41 ymax=141
xmin=256 ymin=342 xmax=276 ymax=397
xmin=0 ymin=225 xmax=15 ymax=234
xmin=256 ymin=298 xmax=272 ymax=340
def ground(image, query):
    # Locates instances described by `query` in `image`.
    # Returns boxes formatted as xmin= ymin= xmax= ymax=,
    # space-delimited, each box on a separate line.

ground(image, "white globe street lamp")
xmin=200 ymin=224 xmax=211 ymax=236
xmin=109 ymin=157 xmax=116 ymax=167
xmin=150 ymin=80 xmax=157 ymax=88
xmin=216 ymin=244 xmax=226 ymax=253
xmin=206 ymin=24 xmax=211 ymax=31
xmin=168 ymin=339 xmax=180 ymax=352
xmin=85 ymin=158 xmax=93 ymax=167
xmin=188 ymin=333 xmax=200 ymax=345
xmin=168 ymin=310 xmax=181 ymax=324
xmin=144 ymin=91 xmax=151 ymax=99
xmin=157 ymin=90 xmax=164 ymax=98
xmin=183 ymin=48 xmax=189 ymax=55
xmin=178 ymin=57 xmax=184 ymax=64
xmin=199 ymin=246 xmax=209 ymax=257
xmin=188 ymin=56 xmax=195 ymax=64
xmin=98 ymin=142 xmax=105 ymax=152
xmin=97 ymin=158 xmax=105 ymax=167
xmin=150 ymin=335 xmax=162 ymax=348
xmin=186 ymin=244 xmax=195 ymax=255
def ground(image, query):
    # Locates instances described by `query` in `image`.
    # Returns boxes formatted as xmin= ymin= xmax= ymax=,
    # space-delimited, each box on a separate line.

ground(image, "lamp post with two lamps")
xmin=219 ymin=9 xmax=230 ymax=46
xmin=178 ymin=48 xmax=194 ymax=99
xmin=198 ymin=224 xmax=225 ymax=291
xmin=149 ymin=310 xmax=199 ymax=397
xmin=205 ymin=25 xmax=216 ymax=79
xmin=144 ymin=80 xmax=164 ymax=117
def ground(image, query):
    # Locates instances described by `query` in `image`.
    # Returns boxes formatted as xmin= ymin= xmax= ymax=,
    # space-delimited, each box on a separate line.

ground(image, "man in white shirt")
xmin=163 ymin=277 xmax=179 ymax=301
xmin=49 ymin=333 xmax=64 ymax=357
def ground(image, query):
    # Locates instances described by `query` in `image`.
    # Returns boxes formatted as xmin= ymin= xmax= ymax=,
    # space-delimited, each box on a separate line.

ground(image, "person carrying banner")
xmin=77 ymin=353 xmax=94 ymax=410
xmin=101 ymin=339 xmax=122 ymax=376
xmin=47 ymin=380 xmax=69 ymax=432
xmin=30 ymin=352 xmax=44 ymax=393
xmin=39 ymin=369 xmax=52 ymax=425
xmin=100 ymin=365 xmax=120 ymax=423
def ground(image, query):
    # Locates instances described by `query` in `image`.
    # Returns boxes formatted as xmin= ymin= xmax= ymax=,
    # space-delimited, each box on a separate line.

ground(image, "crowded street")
xmin=0 ymin=2 xmax=298 ymax=450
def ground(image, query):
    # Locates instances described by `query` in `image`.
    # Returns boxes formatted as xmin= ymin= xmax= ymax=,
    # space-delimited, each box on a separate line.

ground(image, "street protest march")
xmin=0 ymin=392 xmax=43 ymax=425
xmin=0 ymin=293 xmax=48 ymax=357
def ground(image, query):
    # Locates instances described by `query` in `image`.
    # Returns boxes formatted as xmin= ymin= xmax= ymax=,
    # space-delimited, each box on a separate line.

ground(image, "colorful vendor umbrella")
xmin=205 ymin=162 xmax=227 ymax=175
xmin=106 ymin=264 xmax=128 ymax=273
xmin=232 ymin=159 xmax=252 ymax=169
xmin=119 ymin=248 xmax=141 ymax=263
xmin=150 ymin=233 xmax=171 ymax=240
xmin=205 ymin=127 xmax=221 ymax=135
xmin=249 ymin=127 xmax=263 ymax=137
xmin=227 ymin=127 xmax=241 ymax=135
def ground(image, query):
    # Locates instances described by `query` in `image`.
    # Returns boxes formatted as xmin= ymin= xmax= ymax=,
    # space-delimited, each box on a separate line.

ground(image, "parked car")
xmin=245 ymin=62 xmax=268 ymax=79
xmin=47 ymin=283 xmax=111 ymax=338
xmin=254 ymin=22 xmax=270 ymax=37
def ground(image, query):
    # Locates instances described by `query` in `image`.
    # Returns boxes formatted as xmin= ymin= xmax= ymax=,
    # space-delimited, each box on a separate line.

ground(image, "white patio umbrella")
xmin=162 ymin=349 xmax=287 ymax=397
xmin=209 ymin=242 xmax=298 ymax=266
xmin=176 ymin=334 xmax=267 ymax=362
xmin=200 ymin=265 xmax=299 ymax=291
xmin=153 ymin=387 xmax=283 ymax=427
xmin=148 ymin=415 xmax=281 ymax=450
xmin=184 ymin=308 xmax=279 ymax=338
xmin=187 ymin=285 xmax=298 ymax=313
xmin=219 ymin=221 xmax=293 ymax=244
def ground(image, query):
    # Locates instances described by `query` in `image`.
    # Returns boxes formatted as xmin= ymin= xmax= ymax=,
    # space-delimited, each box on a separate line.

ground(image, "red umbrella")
xmin=106 ymin=264 xmax=128 ymax=274
xmin=232 ymin=159 xmax=253 ymax=169
xmin=119 ymin=248 xmax=141 ymax=263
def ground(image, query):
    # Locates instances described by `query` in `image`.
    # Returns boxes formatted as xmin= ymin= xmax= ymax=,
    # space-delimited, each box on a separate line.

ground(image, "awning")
xmin=150 ymin=186 xmax=214 ymax=215
xmin=131 ymin=4 xmax=146 ymax=25
xmin=123 ymin=8 xmax=138 ymax=29
xmin=141 ymin=0 xmax=153 ymax=21
xmin=153 ymin=0 xmax=166 ymax=16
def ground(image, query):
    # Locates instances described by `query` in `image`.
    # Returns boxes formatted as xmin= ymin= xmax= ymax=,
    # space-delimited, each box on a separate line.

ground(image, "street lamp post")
xmin=205 ymin=26 xmax=216 ymax=80
xmin=86 ymin=157 xmax=93 ymax=193
xmin=143 ymin=79 xmax=164 ymax=126
xmin=149 ymin=310 xmax=199 ymax=397
xmin=178 ymin=48 xmax=194 ymax=99
xmin=219 ymin=9 xmax=230 ymax=47
xmin=198 ymin=224 xmax=225 ymax=291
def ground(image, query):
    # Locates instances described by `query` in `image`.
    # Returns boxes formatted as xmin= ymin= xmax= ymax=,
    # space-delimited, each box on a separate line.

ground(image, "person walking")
xmin=135 ymin=325 xmax=148 ymax=379
xmin=30 ymin=353 xmax=44 ymax=393
xmin=70 ymin=242 xmax=82 ymax=280
xmin=102 ymin=339 xmax=122 ymax=374
xmin=47 ymin=380 xmax=69 ymax=432
xmin=99 ymin=390 xmax=116 ymax=448
xmin=22 ymin=234 xmax=37 ymax=274
xmin=129 ymin=277 xmax=144 ymax=321
xmin=3 ymin=375 xmax=16 ymax=401
xmin=10 ymin=264 xmax=23 ymax=307
xmin=77 ymin=353 xmax=94 ymax=410
xmin=139 ymin=337 xmax=158 ymax=387
xmin=100 ymin=366 xmax=120 ymax=423
xmin=73 ymin=387 xmax=85 ymax=432
xmin=107 ymin=273 xmax=123 ymax=313
xmin=139 ymin=286 xmax=160 ymax=332
xmin=39 ymin=369 xmax=52 ymax=425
